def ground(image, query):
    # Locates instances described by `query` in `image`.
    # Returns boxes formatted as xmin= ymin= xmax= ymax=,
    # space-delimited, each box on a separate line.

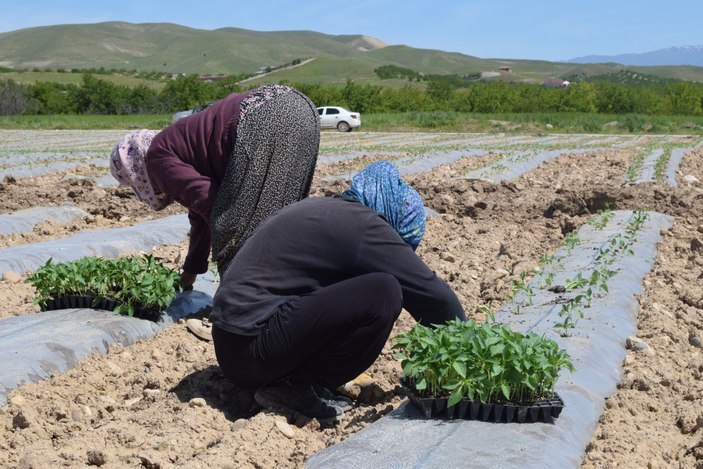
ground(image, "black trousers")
xmin=213 ymin=272 xmax=402 ymax=390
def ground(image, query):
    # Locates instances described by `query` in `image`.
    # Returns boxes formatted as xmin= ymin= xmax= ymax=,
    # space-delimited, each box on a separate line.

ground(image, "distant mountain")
xmin=2 ymin=22 xmax=703 ymax=84
xmin=569 ymin=45 xmax=703 ymax=67
xmin=0 ymin=22 xmax=391 ymax=74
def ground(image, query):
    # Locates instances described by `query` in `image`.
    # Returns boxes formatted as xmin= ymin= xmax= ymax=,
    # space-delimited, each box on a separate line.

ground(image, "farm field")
xmin=0 ymin=130 xmax=702 ymax=468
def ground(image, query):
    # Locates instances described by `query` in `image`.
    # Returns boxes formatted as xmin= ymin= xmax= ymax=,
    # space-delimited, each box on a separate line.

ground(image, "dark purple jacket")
xmin=146 ymin=92 xmax=247 ymax=274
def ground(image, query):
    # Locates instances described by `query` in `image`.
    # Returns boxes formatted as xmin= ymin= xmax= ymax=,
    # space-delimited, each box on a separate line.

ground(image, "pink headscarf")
xmin=110 ymin=130 xmax=173 ymax=211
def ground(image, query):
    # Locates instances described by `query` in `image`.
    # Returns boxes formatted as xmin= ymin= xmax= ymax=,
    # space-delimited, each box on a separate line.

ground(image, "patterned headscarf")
xmin=109 ymin=130 xmax=173 ymax=211
xmin=342 ymin=160 xmax=426 ymax=250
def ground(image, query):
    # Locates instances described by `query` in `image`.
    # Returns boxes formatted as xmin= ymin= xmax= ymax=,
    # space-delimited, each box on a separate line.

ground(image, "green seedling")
xmin=627 ymin=210 xmax=649 ymax=233
xmin=595 ymin=245 xmax=615 ymax=264
xmin=590 ymin=267 xmax=616 ymax=296
xmin=539 ymin=253 xmax=555 ymax=267
xmin=537 ymin=254 xmax=558 ymax=288
xmin=540 ymin=270 xmax=556 ymax=288
xmin=553 ymin=295 xmax=585 ymax=337
xmin=510 ymin=270 xmax=535 ymax=308
xmin=477 ymin=300 xmax=496 ymax=324
xmin=565 ymin=272 xmax=589 ymax=291
xmin=564 ymin=231 xmax=581 ymax=251
xmin=588 ymin=205 xmax=614 ymax=230
xmin=654 ymin=148 xmax=673 ymax=181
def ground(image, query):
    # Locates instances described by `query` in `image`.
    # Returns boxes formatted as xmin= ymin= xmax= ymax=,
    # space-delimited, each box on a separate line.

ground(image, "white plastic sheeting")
xmin=0 ymin=287 xmax=216 ymax=407
xmin=0 ymin=214 xmax=189 ymax=275
xmin=0 ymin=212 xmax=222 ymax=406
xmin=666 ymin=148 xmax=688 ymax=187
xmin=307 ymin=211 xmax=673 ymax=469
xmin=0 ymin=205 xmax=88 ymax=236
xmin=627 ymin=149 xmax=664 ymax=184
xmin=460 ymin=148 xmax=593 ymax=183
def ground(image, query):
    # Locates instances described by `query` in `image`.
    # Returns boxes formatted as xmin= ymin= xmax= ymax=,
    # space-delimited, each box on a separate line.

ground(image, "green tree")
xmin=666 ymin=82 xmax=703 ymax=115
xmin=28 ymin=81 xmax=80 ymax=114
xmin=426 ymin=80 xmax=455 ymax=107
xmin=290 ymin=82 xmax=343 ymax=107
xmin=378 ymin=85 xmax=434 ymax=112
xmin=559 ymin=83 xmax=597 ymax=113
xmin=159 ymin=74 xmax=210 ymax=112
xmin=594 ymin=83 xmax=635 ymax=114
xmin=121 ymin=84 xmax=162 ymax=114
xmin=212 ymin=75 xmax=244 ymax=98
xmin=341 ymin=79 xmax=382 ymax=113
xmin=374 ymin=65 xmax=421 ymax=81
xmin=73 ymin=73 xmax=121 ymax=114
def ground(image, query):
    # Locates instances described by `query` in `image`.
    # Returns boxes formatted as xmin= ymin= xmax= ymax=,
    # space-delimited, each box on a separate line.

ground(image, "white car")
xmin=317 ymin=106 xmax=361 ymax=132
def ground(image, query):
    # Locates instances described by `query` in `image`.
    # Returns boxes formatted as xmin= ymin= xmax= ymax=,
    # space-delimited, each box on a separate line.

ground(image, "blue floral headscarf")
xmin=342 ymin=161 xmax=426 ymax=250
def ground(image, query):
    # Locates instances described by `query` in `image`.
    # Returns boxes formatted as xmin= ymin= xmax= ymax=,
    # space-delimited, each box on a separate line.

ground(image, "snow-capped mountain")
xmin=568 ymin=45 xmax=703 ymax=67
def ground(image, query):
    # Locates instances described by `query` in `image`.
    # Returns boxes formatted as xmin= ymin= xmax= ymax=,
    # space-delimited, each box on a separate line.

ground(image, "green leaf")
xmin=501 ymin=383 xmax=511 ymax=401
xmin=452 ymin=361 xmax=467 ymax=379
xmin=447 ymin=386 xmax=464 ymax=408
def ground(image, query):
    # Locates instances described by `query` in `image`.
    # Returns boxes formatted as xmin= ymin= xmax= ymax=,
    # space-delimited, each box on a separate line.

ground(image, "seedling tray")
xmin=40 ymin=295 xmax=161 ymax=322
xmin=401 ymin=379 xmax=564 ymax=424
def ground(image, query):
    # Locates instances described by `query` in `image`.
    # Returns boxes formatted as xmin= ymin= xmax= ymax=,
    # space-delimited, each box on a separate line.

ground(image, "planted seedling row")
xmin=623 ymin=137 xmax=702 ymax=184
xmin=500 ymin=210 xmax=657 ymax=333
xmin=308 ymin=209 xmax=673 ymax=469
xmin=460 ymin=148 xmax=594 ymax=182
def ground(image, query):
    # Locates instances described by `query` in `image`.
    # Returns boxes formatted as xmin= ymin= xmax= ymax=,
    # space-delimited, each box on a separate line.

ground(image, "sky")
xmin=0 ymin=1 xmax=701 ymax=62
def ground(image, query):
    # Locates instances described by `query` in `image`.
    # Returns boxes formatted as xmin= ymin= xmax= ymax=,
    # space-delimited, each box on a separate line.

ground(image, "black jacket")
xmin=210 ymin=196 xmax=465 ymax=335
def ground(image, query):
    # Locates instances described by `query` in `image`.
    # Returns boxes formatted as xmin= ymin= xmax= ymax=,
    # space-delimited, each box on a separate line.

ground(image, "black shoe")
xmin=312 ymin=384 xmax=353 ymax=412
xmin=254 ymin=377 xmax=343 ymax=423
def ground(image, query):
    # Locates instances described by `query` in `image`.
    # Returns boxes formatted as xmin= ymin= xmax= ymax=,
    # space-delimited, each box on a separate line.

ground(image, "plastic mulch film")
xmin=460 ymin=148 xmax=593 ymax=183
xmin=0 ymin=212 xmax=222 ymax=406
xmin=0 ymin=288 xmax=215 ymax=407
xmin=0 ymin=205 xmax=88 ymax=236
xmin=666 ymin=147 xmax=688 ymax=187
xmin=628 ymin=149 xmax=664 ymax=184
xmin=307 ymin=211 xmax=673 ymax=469
xmin=0 ymin=214 xmax=189 ymax=275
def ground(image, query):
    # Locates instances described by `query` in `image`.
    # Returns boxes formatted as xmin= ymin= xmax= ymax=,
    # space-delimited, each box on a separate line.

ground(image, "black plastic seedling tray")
xmin=402 ymin=379 xmax=564 ymax=424
xmin=40 ymin=295 xmax=161 ymax=321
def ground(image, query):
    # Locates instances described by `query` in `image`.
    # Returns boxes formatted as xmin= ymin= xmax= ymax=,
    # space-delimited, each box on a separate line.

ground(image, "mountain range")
xmin=569 ymin=45 xmax=703 ymax=67
xmin=1 ymin=22 xmax=703 ymax=84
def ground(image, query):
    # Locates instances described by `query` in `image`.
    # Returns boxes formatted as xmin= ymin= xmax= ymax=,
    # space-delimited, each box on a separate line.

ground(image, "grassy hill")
xmin=2 ymin=22 xmax=703 ymax=85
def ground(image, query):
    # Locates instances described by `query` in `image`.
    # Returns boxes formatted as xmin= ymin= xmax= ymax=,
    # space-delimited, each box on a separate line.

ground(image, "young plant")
xmin=564 ymin=231 xmax=581 ymax=251
xmin=476 ymin=300 xmax=496 ymax=324
xmin=627 ymin=210 xmax=649 ymax=233
xmin=565 ymin=272 xmax=589 ymax=291
xmin=588 ymin=205 xmax=614 ymax=230
xmin=626 ymin=149 xmax=648 ymax=182
xmin=509 ymin=270 xmax=535 ymax=309
xmin=553 ymin=295 xmax=585 ymax=337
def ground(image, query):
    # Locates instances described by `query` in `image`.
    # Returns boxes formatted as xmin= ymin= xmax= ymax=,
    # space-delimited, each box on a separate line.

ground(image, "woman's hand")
xmin=180 ymin=271 xmax=197 ymax=291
